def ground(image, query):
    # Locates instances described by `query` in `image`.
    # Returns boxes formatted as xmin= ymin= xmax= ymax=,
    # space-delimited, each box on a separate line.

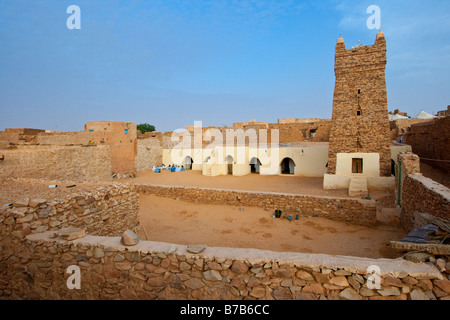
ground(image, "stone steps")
xmin=348 ymin=177 xmax=368 ymax=197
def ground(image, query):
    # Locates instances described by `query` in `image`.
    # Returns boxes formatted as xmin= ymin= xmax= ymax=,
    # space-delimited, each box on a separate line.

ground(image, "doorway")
xmin=281 ymin=158 xmax=295 ymax=175
xmin=226 ymin=155 xmax=234 ymax=175
xmin=250 ymin=157 xmax=262 ymax=174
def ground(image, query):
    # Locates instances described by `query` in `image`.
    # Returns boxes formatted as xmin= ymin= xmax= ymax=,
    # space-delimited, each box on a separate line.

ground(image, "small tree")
xmin=137 ymin=123 xmax=156 ymax=134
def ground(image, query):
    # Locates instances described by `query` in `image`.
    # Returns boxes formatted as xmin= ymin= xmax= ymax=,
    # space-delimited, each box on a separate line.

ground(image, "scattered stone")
xmin=184 ymin=278 xmax=205 ymax=290
xmin=29 ymin=199 xmax=46 ymax=208
xmin=403 ymin=252 xmax=432 ymax=263
xmin=38 ymin=206 xmax=52 ymax=218
xmin=13 ymin=198 xmax=30 ymax=207
xmin=296 ymin=270 xmax=314 ymax=281
xmin=250 ymin=287 xmax=266 ymax=299
xmin=120 ymin=230 xmax=139 ymax=246
xmin=203 ymin=270 xmax=222 ymax=282
xmin=94 ymin=247 xmax=105 ymax=258
xmin=302 ymin=283 xmax=324 ymax=295
xmin=187 ymin=245 xmax=206 ymax=254
xmin=377 ymin=286 xmax=401 ymax=296
xmin=272 ymin=287 xmax=293 ymax=300
xmin=57 ymin=228 xmax=86 ymax=241
xmin=113 ymin=254 xmax=125 ymax=262
xmin=360 ymin=287 xmax=376 ymax=297
xmin=339 ymin=288 xmax=362 ymax=300
xmin=383 ymin=277 xmax=403 ymax=288
xmin=330 ymin=276 xmax=349 ymax=287
xmin=410 ymin=289 xmax=430 ymax=300
xmin=434 ymin=279 xmax=450 ymax=294
xmin=436 ymin=259 xmax=446 ymax=273
xmin=231 ymin=261 xmax=249 ymax=274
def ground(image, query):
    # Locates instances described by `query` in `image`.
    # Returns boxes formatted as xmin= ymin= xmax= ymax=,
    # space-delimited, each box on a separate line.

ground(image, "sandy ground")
xmin=137 ymin=194 xmax=406 ymax=259
xmin=132 ymin=170 xmax=392 ymax=200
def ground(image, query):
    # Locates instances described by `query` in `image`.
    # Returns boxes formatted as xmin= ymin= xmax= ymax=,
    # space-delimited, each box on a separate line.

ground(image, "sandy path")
xmin=138 ymin=194 xmax=406 ymax=259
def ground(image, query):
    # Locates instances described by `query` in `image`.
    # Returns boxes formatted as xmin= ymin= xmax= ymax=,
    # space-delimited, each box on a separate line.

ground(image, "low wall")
xmin=0 ymin=146 xmax=112 ymax=182
xmin=1 ymin=232 xmax=446 ymax=300
xmin=137 ymin=184 xmax=377 ymax=227
xmin=0 ymin=184 xmax=140 ymax=242
xmin=401 ymin=174 xmax=450 ymax=231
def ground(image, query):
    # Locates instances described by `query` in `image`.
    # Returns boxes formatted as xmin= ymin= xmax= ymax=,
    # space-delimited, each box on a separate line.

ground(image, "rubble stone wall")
xmin=0 ymin=146 xmax=113 ymax=182
xmin=138 ymin=184 xmax=377 ymax=227
xmin=135 ymin=138 xmax=163 ymax=172
xmin=401 ymin=174 xmax=450 ymax=232
xmin=1 ymin=233 xmax=447 ymax=300
xmin=403 ymin=117 xmax=450 ymax=173
xmin=0 ymin=184 xmax=139 ymax=243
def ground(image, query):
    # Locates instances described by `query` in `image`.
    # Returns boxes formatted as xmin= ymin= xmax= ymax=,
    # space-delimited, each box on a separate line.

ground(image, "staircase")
xmin=348 ymin=177 xmax=368 ymax=197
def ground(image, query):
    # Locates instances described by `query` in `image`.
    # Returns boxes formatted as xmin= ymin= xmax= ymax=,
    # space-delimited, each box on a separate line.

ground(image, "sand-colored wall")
xmin=135 ymin=138 xmax=163 ymax=172
xmin=163 ymin=144 xmax=329 ymax=177
xmin=138 ymin=184 xmax=378 ymax=226
xmin=85 ymin=121 xmax=137 ymax=174
xmin=2 ymin=231 xmax=446 ymax=300
xmin=0 ymin=146 xmax=112 ymax=182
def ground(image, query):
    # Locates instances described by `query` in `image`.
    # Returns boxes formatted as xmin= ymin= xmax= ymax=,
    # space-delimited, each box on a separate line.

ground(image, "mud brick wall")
xmin=404 ymin=117 xmax=450 ymax=173
xmin=137 ymin=184 xmax=377 ymax=227
xmin=401 ymin=174 xmax=450 ymax=232
xmin=1 ymin=233 xmax=447 ymax=300
xmin=328 ymin=33 xmax=391 ymax=177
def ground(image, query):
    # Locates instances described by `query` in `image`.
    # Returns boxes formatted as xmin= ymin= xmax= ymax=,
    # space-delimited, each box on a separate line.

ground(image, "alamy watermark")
xmin=67 ymin=5 xmax=81 ymax=30
xmin=66 ymin=265 xmax=81 ymax=289
xmin=366 ymin=265 xmax=382 ymax=290
xmin=367 ymin=5 xmax=381 ymax=30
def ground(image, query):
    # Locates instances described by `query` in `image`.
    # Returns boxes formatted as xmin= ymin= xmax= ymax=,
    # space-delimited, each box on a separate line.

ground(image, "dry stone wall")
xmin=0 ymin=146 xmax=112 ymax=182
xmin=138 ymin=184 xmax=377 ymax=227
xmin=0 ymin=183 xmax=139 ymax=248
xmin=404 ymin=117 xmax=450 ymax=173
xmin=401 ymin=174 xmax=450 ymax=232
xmin=135 ymin=138 xmax=163 ymax=172
xmin=1 ymin=232 xmax=447 ymax=300
xmin=397 ymin=152 xmax=450 ymax=232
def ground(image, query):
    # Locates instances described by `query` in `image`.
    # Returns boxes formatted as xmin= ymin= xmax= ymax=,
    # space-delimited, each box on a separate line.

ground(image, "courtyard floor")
xmin=137 ymin=194 xmax=407 ymax=259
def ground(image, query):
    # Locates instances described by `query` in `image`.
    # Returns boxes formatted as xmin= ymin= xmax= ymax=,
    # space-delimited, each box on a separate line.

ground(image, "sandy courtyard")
xmin=132 ymin=170 xmax=392 ymax=200
xmin=138 ymin=194 xmax=407 ymax=259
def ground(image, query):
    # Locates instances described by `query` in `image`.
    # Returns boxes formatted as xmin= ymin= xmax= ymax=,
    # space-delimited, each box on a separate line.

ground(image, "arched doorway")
xmin=184 ymin=156 xmax=193 ymax=170
xmin=250 ymin=157 xmax=261 ymax=174
xmin=226 ymin=155 xmax=234 ymax=175
xmin=281 ymin=158 xmax=295 ymax=175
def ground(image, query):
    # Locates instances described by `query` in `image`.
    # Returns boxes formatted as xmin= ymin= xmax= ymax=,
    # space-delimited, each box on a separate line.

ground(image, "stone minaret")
xmin=327 ymin=32 xmax=391 ymax=178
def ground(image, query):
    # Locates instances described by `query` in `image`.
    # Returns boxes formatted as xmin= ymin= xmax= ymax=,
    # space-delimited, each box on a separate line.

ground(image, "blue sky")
xmin=0 ymin=0 xmax=449 ymax=133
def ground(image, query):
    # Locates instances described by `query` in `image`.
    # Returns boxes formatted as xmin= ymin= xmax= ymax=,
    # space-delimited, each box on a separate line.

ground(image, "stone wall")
xmin=1 ymin=232 xmax=447 ymax=300
xmin=135 ymin=138 xmax=163 ymax=172
xmin=0 ymin=145 xmax=112 ymax=182
xmin=137 ymin=184 xmax=377 ymax=227
xmin=0 ymin=183 xmax=139 ymax=242
xmin=401 ymin=174 xmax=450 ymax=232
xmin=403 ymin=117 xmax=450 ymax=173
xmin=327 ymin=32 xmax=391 ymax=177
